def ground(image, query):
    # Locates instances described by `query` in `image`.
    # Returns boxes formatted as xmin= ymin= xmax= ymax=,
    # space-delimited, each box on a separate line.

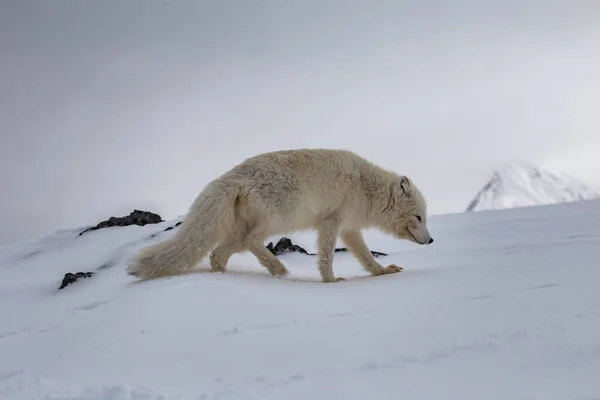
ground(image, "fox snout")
xmin=419 ymin=236 xmax=434 ymax=245
xmin=409 ymin=226 xmax=434 ymax=245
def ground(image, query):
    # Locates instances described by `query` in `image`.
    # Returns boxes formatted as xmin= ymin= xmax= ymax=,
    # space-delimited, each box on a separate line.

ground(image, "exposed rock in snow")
xmin=79 ymin=210 xmax=163 ymax=236
xmin=466 ymin=162 xmax=600 ymax=212
xmin=58 ymin=271 xmax=95 ymax=289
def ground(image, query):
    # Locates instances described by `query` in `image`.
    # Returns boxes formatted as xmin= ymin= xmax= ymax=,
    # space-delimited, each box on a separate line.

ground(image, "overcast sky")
xmin=1 ymin=0 xmax=600 ymax=245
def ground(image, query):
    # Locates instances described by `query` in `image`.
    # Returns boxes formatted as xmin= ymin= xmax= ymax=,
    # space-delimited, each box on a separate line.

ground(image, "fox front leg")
xmin=341 ymin=230 xmax=402 ymax=277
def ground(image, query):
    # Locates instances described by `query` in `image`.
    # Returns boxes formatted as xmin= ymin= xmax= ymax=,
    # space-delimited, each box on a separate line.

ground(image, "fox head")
xmin=381 ymin=176 xmax=434 ymax=245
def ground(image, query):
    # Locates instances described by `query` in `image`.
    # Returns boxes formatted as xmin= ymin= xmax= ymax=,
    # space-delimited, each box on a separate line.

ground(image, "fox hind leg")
xmin=316 ymin=211 xmax=344 ymax=282
xmin=209 ymin=240 xmax=244 ymax=273
xmin=250 ymin=244 xmax=289 ymax=276
xmin=243 ymin=227 xmax=289 ymax=276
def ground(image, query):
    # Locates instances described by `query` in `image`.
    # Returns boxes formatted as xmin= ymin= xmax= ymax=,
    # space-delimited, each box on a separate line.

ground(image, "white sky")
xmin=1 ymin=0 xmax=600 ymax=244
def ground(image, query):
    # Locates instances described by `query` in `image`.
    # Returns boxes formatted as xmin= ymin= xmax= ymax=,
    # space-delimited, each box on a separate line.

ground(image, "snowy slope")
xmin=1 ymin=200 xmax=600 ymax=399
xmin=466 ymin=162 xmax=600 ymax=212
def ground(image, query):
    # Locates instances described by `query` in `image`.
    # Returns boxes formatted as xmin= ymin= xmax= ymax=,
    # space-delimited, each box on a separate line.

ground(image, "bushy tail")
xmin=127 ymin=181 xmax=239 ymax=279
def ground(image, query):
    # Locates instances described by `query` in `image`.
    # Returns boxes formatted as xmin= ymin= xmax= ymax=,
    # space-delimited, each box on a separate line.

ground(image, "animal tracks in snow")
xmin=69 ymin=298 xmax=115 ymax=313
xmin=220 ymin=310 xmax=375 ymax=337
xmin=463 ymin=282 xmax=561 ymax=302
xmin=0 ymin=323 xmax=60 ymax=340
xmin=464 ymin=294 xmax=497 ymax=301
xmin=520 ymin=282 xmax=561 ymax=291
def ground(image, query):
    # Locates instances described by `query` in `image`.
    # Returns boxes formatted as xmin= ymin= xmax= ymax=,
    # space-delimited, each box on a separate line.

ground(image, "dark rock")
xmin=267 ymin=237 xmax=312 ymax=256
xmin=59 ymin=271 xmax=95 ymax=289
xmin=266 ymin=237 xmax=387 ymax=258
xmin=164 ymin=221 xmax=183 ymax=232
xmin=371 ymin=250 xmax=388 ymax=257
xmin=79 ymin=210 xmax=163 ymax=236
xmin=149 ymin=221 xmax=183 ymax=238
xmin=334 ymin=247 xmax=388 ymax=258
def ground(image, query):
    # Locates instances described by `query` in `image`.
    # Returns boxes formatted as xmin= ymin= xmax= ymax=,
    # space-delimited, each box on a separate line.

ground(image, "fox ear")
xmin=398 ymin=176 xmax=412 ymax=196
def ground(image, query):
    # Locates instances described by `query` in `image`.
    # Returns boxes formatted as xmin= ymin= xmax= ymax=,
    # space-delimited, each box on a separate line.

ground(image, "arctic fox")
xmin=127 ymin=149 xmax=433 ymax=283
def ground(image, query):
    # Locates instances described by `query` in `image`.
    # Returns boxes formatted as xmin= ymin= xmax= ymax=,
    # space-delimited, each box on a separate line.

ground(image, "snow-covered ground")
xmin=466 ymin=162 xmax=599 ymax=212
xmin=1 ymin=199 xmax=600 ymax=399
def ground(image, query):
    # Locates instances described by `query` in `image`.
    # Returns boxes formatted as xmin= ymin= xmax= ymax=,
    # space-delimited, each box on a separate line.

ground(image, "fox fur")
xmin=127 ymin=148 xmax=433 ymax=282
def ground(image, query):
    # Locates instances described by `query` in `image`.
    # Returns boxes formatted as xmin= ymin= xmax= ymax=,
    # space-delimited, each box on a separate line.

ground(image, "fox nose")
xmin=428 ymin=238 xmax=434 ymax=244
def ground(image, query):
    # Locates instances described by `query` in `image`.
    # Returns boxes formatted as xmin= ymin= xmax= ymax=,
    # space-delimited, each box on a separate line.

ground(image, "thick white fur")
xmin=127 ymin=149 xmax=433 ymax=282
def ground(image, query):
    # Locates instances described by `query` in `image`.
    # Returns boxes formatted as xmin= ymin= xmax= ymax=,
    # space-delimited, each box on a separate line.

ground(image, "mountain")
xmin=1 ymin=200 xmax=600 ymax=399
xmin=466 ymin=162 xmax=600 ymax=212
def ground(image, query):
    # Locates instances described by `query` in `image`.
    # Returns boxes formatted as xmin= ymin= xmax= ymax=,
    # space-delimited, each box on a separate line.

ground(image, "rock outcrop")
xmin=58 ymin=271 xmax=95 ymax=289
xmin=79 ymin=210 xmax=163 ymax=236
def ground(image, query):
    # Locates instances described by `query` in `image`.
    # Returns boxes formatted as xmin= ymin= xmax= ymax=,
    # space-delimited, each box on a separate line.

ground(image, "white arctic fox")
xmin=127 ymin=149 xmax=433 ymax=282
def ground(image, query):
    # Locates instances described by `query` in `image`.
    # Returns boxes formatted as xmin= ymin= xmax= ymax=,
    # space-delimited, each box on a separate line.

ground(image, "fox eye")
xmin=416 ymin=216 xmax=422 ymax=222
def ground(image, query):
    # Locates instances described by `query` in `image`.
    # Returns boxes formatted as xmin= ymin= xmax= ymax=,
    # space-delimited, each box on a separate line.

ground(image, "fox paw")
xmin=323 ymin=277 xmax=345 ymax=283
xmin=383 ymin=265 xmax=403 ymax=274
xmin=269 ymin=265 xmax=289 ymax=276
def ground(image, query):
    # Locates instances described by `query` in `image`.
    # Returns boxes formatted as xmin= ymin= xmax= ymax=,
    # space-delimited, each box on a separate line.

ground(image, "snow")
xmin=2 ymin=200 xmax=600 ymax=399
xmin=466 ymin=161 xmax=600 ymax=212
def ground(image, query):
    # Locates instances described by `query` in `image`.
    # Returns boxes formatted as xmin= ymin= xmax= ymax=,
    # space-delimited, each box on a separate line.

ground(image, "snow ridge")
xmin=466 ymin=161 xmax=600 ymax=212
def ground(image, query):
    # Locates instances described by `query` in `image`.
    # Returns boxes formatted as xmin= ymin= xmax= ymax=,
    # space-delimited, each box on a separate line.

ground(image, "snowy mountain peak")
xmin=466 ymin=161 xmax=600 ymax=212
